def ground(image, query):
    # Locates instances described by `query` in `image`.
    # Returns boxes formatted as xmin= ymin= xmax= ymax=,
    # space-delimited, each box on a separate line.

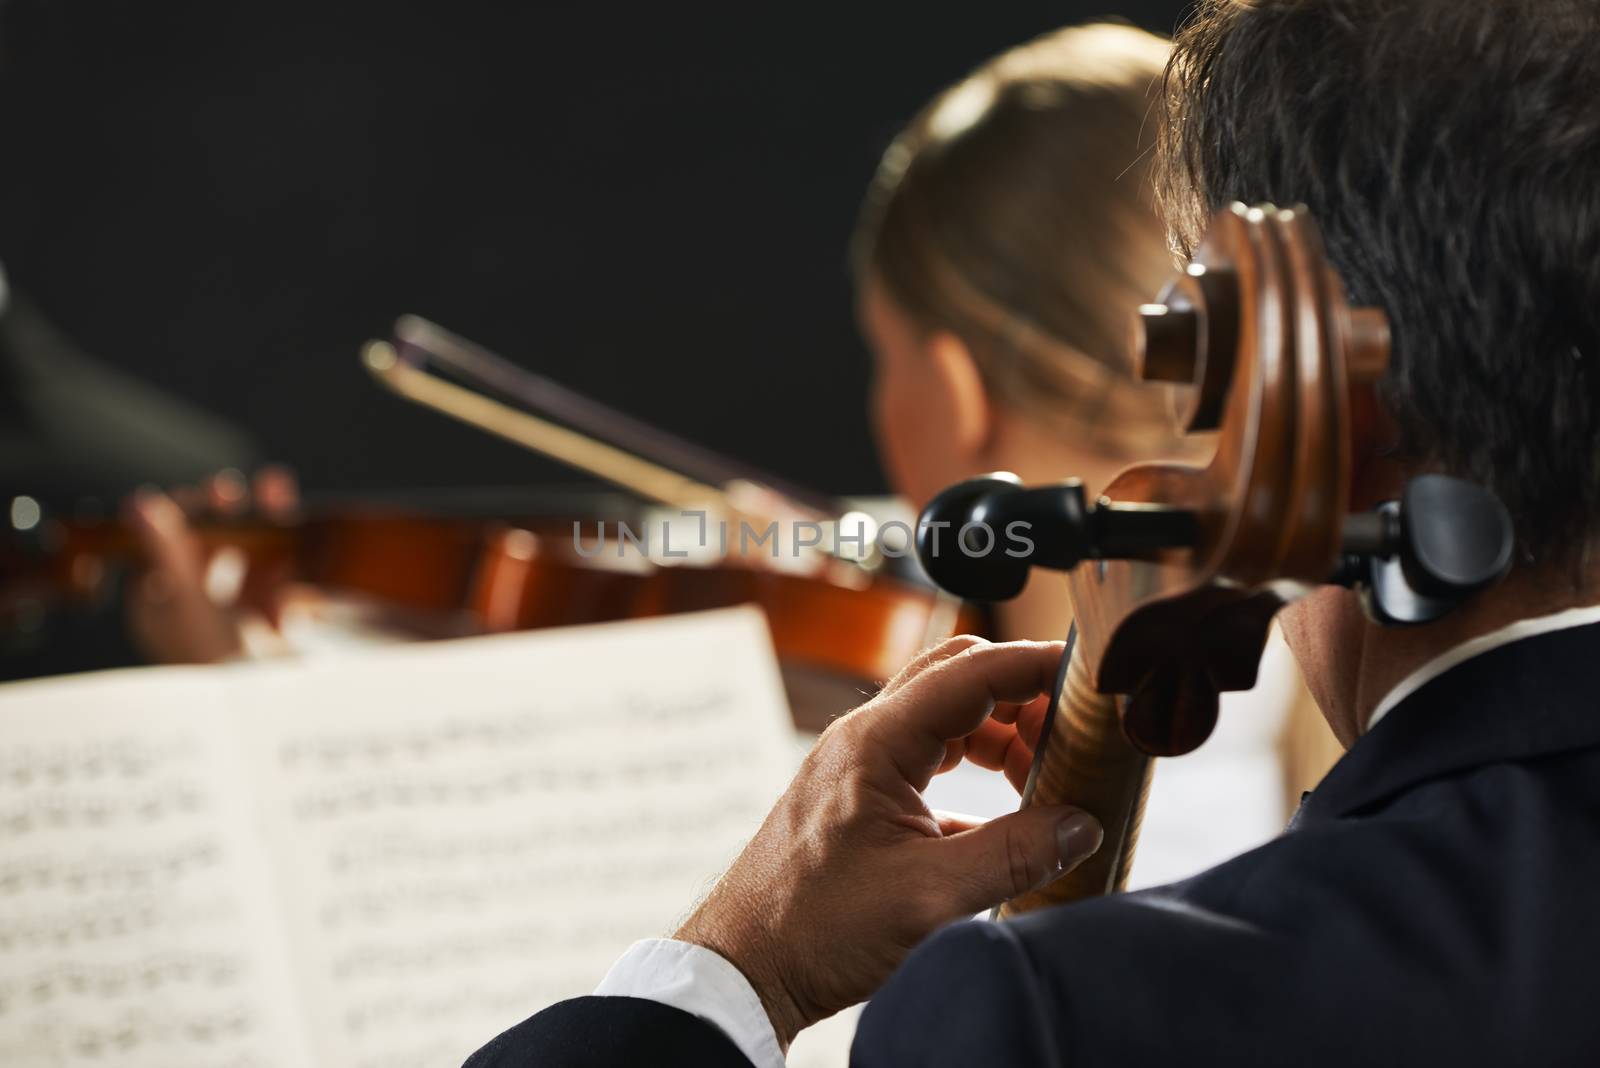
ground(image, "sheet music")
xmin=0 ymin=670 xmax=315 ymax=1068
xmin=230 ymin=607 xmax=797 ymax=1068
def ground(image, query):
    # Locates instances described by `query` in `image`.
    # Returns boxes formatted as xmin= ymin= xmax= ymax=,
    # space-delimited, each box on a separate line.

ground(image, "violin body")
xmin=474 ymin=521 xmax=975 ymax=729
xmin=3 ymin=493 xmax=978 ymax=729
xmin=9 ymin=305 xmax=989 ymax=723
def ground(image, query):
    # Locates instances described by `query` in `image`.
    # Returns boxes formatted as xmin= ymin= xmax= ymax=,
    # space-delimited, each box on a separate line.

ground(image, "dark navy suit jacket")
xmin=466 ymin=622 xmax=1600 ymax=1066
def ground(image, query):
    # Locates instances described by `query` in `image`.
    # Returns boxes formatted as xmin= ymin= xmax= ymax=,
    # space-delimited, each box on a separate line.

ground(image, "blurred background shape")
xmin=0 ymin=0 xmax=1189 ymax=499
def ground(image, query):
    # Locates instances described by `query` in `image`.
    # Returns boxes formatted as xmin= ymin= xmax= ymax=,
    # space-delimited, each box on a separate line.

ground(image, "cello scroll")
xmin=918 ymin=203 xmax=1513 ymax=916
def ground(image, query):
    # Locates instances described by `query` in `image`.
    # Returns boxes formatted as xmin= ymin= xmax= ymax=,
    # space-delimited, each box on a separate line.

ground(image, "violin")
xmin=917 ymin=204 xmax=1514 ymax=914
xmin=358 ymin=314 xmax=982 ymax=727
xmin=3 ymin=317 xmax=979 ymax=729
xmin=3 ymin=488 xmax=579 ymax=634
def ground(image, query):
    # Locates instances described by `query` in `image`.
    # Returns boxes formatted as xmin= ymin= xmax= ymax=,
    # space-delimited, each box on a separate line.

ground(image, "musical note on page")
xmin=0 ymin=607 xmax=806 ymax=1068
xmin=0 ymin=670 xmax=316 ymax=1068
xmin=232 ymin=606 xmax=798 ymax=1068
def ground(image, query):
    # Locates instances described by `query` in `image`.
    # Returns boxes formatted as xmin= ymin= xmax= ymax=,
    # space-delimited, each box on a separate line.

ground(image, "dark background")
xmin=0 ymin=1 xmax=1189 ymax=502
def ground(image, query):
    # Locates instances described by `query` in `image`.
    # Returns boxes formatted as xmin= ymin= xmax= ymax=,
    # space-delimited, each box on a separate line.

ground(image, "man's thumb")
xmin=940 ymin=807 xmax=1104 ymax=914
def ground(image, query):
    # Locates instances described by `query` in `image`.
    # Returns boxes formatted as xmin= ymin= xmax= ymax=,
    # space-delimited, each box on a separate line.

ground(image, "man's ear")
xmin=1349 ymin=382 xmax=1406 ymax=509
xmin=925 ymin=330 xmax=994 ymax=465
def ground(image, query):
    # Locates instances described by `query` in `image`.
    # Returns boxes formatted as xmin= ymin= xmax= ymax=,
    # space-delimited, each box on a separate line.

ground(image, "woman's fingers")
xmin=205 ymin=469 xmax=249 ymax=515
xmin=125 ymin=490 xmax=205 ymax=584
xmin=122 ymin=489 xmax=244 ymax=664
xmin=253 ymin=465 xmax=301 ymax=520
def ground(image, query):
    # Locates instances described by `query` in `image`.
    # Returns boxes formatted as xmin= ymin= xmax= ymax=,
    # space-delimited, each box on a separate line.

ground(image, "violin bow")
xmin=363 ymin=335 xmax=729 ymax=515
xmin=363 ymin=315 xmax=838 ymax=518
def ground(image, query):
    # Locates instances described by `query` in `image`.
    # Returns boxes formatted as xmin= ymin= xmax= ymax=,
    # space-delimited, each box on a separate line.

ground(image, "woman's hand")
xmin=674 ymin=636 xmax=1103 ymax=1049
xmin=123 ymin=466 xmax=299 ymax=664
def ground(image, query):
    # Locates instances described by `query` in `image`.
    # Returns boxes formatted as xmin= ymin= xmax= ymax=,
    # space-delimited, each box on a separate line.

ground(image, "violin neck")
xmin=39 ymin=515 xmax=301 ymax=562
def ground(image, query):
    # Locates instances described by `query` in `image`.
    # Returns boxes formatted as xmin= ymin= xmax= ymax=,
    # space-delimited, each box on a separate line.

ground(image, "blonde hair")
xmin=854 ymin=23 xmax=1178 ymax=456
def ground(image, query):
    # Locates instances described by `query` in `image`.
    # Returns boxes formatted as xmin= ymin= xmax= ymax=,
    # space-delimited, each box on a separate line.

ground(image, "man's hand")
xmin=674 ymin=636 xmax=1104 ymax=1049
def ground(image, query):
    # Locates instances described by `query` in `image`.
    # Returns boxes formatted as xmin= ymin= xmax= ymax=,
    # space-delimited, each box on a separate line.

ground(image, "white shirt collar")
xmin=1366 ymin=602 xmax=1600 ymax=732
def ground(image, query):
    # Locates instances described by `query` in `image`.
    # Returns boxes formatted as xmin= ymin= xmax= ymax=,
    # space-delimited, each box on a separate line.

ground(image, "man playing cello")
xmin=468 ymin=1 xmax=1600 ymax=1064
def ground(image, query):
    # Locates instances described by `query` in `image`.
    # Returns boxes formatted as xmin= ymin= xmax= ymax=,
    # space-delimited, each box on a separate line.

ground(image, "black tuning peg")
xmin=915 ymin=473 xmax=1197 ymax=603
xmin=1333 ymin=474 xmax=1514 ymax=625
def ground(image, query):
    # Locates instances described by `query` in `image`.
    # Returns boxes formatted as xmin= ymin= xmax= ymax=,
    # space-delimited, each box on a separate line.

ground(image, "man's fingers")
xmin=1004 ymin=738 xmax=1035 ymax=794
xmin=950 ymin=694 xmax=1053 ymax=780
xmin=956 ymin=719 xmax=1014 ymax=771
xmin=931 ymin=810 xmax=986 ymax=836
xmin=933 ymin=805 xmax=1103 ymax=918
xmin=1013 ymin=694 xmax=1052 ymax=749
xmin=878 ymin=634 xmax=989 ymax=698
xmin=895 ymin=641 xmax=1065 ymax=740
xmin=869 ymin=641 xmax=1065 ymax=787
xmin=952 ymin=719 xmax=1038 ymax=793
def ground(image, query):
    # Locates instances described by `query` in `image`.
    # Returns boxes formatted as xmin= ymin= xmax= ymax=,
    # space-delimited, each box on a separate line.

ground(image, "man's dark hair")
xmin=1158 ymin=0 xmax=1600 ymax=563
